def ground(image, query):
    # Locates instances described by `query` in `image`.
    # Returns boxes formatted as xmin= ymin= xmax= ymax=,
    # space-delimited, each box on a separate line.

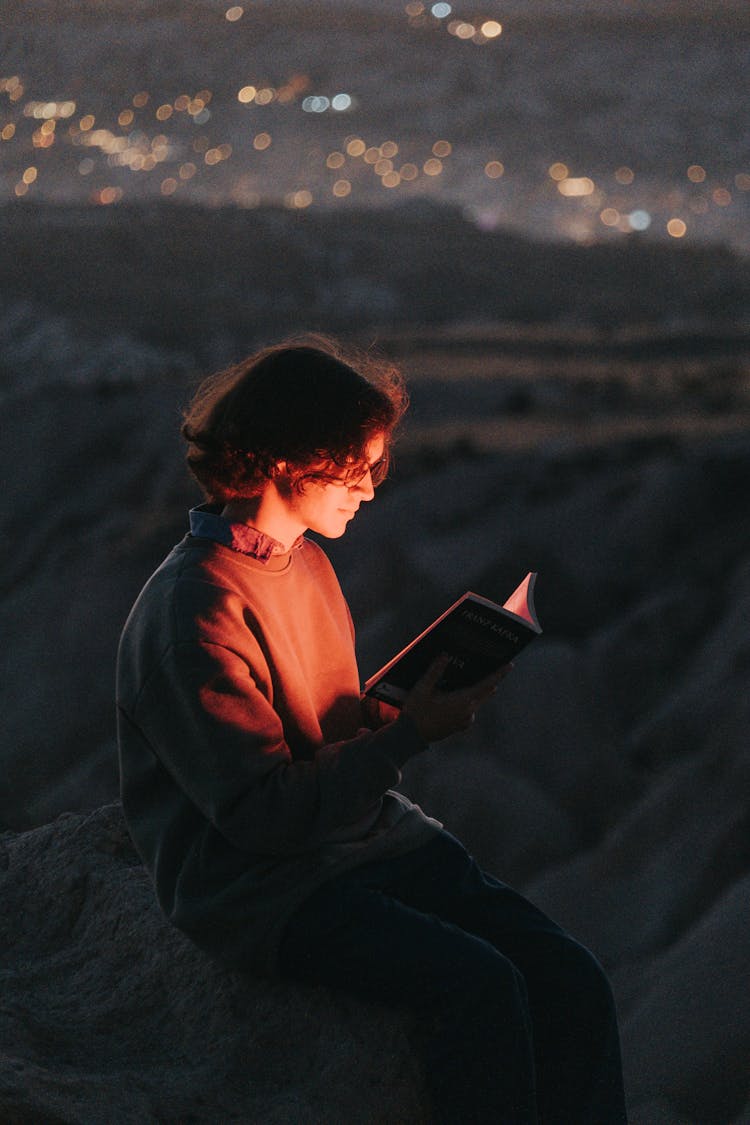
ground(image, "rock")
xmin=0 ymin=805 xmax=426 ymax=1125
xmin=619 ymin=873 xmax=750 ymax=1124
xmin=523 ymin=730 xmax=750 ymax=968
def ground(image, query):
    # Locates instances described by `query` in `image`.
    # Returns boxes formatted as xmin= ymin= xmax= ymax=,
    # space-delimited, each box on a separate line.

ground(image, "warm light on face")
xmin=282 ymin=435 xmax=387 ymax=543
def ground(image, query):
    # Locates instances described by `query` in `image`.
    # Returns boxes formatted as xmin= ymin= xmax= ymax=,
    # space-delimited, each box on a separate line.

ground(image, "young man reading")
xmin=117 ymin=338 xmax=627 ymax=1124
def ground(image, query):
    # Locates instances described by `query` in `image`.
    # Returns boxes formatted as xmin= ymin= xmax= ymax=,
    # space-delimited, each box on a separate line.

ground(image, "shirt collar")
xmin=188 ymin=503 xmax=303 ymax=563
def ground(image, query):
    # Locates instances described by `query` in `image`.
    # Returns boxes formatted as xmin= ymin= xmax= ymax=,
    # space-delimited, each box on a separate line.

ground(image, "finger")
xmin=445 ymin=672 xmax=500 ymax=706
xmin=415 ymin=652 xmax=452 ymax=693
xmin=472 ymin=663 xmax=514 ymax=698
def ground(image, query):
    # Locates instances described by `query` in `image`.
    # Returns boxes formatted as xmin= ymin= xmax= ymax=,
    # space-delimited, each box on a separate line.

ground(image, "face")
xmin=283 ymin=433 xmax=386 ymax=541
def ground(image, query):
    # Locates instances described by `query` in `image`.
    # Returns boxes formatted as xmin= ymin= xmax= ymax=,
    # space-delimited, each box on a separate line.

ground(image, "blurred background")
xmin=1 ymin=2 xmax=749 ymax=1122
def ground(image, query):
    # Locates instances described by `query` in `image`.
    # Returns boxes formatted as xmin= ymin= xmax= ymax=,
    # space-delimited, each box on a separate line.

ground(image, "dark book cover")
xmin=364 ymin=572 xmax=542 ymax=707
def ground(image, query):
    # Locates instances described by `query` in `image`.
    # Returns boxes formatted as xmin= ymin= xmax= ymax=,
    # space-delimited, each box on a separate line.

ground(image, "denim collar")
xmin=188 ymin=503 xmax=303 ymax=563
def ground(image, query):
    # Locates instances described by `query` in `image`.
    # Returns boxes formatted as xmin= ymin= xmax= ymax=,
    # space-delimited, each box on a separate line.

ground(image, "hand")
xmin=402 ymin=654 xmax=512 ymax=744
xmin=361 ymin=693 xmax=401 ymax=730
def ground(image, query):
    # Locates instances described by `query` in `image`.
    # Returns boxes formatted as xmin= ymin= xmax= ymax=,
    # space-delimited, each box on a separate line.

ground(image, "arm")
xmin=131 ymin=638 xmax=427 ymax=856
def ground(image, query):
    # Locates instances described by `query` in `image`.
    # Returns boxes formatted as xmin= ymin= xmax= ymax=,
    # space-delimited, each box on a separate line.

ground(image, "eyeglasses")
xmin=306 ymin=455 xmax=388 ymax=491
xmin=340 ymin=456 xmax=388 ymax=488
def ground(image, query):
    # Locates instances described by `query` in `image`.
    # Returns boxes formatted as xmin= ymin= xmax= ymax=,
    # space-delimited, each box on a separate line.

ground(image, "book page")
xmin=502 ymin=572 xmax=538 ymax=627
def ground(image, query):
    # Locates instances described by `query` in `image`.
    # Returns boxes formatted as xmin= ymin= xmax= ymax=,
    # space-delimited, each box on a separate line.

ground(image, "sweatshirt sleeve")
xmin=129 ymin=638 xmax=427 ymax=856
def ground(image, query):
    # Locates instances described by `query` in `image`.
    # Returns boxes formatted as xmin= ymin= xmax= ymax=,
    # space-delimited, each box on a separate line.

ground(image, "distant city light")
xmin=93 ymin=186 xmax=122 ymax=205
xmin=301 ymin=93 xmax=352 ymax=113
xmin=286 ymin=189 xmax=312 ymax=209
xmin=2 ymin=19 xmax=747 ymax=249
xmin=557 ymin=176 xmax=594 ymax=197
xmin=431 ymin=3 xmax=451 ymax=17
xmin=629 ymin=210 xmax=651 ymax=230
xmin=302 ymin=96 xmax=330 ymax=113
xmin=449 ymin=21 xmax=476 ymax=40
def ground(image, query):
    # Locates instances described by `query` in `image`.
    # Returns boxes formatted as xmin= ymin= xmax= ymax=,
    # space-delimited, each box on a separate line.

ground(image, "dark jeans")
xmin=278 ymin=831 xmax=627 ymax=1125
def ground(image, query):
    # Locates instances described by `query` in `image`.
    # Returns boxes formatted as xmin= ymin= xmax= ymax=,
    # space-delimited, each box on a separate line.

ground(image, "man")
xmin=117 ymin=337 xmax=627 ymax=1123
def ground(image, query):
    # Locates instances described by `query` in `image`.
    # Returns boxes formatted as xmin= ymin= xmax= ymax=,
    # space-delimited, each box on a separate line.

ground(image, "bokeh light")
xmin=2 ymin=10 xmax=746 ymax=249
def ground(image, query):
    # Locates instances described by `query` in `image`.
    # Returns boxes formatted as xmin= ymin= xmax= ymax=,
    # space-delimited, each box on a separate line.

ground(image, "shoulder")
xmin=296 ymin=537 xmax=344 ymax=587
xmin=123 ymin=538 xmax=255 ymax=647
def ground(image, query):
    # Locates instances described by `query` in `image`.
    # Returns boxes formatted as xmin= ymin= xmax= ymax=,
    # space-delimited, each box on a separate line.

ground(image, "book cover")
xmin=363 ymin=572 xmax=542 ymax=707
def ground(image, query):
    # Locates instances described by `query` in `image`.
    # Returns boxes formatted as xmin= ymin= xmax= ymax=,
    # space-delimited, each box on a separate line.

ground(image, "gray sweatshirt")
xmin=116 ymin=529 xmax=440 ymax=974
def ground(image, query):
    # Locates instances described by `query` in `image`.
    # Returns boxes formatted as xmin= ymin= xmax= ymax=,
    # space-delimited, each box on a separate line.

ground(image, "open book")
xmin=363 ymin=572 xmax=542 ymax=707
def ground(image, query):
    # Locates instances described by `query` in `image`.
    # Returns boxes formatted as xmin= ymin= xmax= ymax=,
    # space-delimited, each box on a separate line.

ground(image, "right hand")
xmin=402 ymin=653 xmax=511 ymax=744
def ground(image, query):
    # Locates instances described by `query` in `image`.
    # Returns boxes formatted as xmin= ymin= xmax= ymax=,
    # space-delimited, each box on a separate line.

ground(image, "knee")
xmin=445 ymin=941 xmax=530 ymax=1017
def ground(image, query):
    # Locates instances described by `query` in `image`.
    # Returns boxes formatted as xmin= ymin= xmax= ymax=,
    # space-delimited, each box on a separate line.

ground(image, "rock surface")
xmin=0 ymin=805 xmax=426 ymax=1125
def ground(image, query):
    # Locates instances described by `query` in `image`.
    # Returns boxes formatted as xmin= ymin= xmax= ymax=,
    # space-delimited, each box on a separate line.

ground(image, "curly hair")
xmin=181 ymin=335 xmax=408 ymax=503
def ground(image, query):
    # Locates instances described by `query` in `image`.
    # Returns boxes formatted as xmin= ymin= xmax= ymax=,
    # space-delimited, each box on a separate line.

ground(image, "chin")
xmin=308 ymin=521 xmax=347 ymax=539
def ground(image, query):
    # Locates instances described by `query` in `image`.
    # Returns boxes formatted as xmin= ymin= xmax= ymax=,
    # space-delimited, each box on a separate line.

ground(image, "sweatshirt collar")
xmin=189 ymin=503 xmax=303 ymax=563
